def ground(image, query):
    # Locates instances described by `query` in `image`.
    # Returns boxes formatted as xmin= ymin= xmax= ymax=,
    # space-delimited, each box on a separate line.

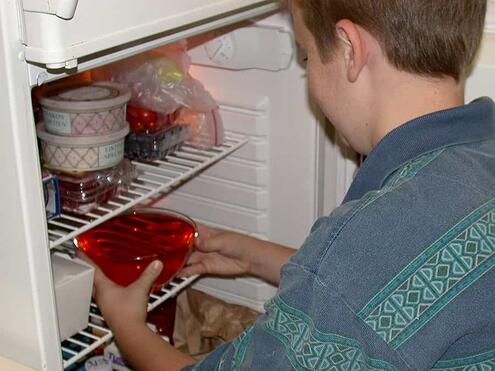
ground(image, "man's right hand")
xmin=179 ymin=224 xmax=296 ymax=286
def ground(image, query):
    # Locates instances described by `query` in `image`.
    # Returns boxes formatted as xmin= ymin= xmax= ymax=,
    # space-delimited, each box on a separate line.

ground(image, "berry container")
xmin=125 ymin=123 xmax=190 ymax=160
xmin=52 ymin=160 xmax=135 ymax=214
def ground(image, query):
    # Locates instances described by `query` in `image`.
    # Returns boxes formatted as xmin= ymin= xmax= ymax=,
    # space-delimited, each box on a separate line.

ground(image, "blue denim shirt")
xmin=184 ymin=97 xmax=495 ymax=370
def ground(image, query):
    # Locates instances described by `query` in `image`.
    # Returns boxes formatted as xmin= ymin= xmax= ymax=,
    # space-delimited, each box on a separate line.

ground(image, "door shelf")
xmin=47 ymin=132 xmax=248 ymax=249
xmin=62 ymin=275 xmax=197 ymax=369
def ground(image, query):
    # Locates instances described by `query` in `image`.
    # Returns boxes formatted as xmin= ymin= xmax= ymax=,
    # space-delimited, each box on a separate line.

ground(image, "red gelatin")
xmin=75 ymin=209 xmax=197 ymax=290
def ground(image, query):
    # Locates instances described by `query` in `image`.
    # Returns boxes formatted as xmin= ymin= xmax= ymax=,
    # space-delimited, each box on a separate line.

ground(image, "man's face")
xmin=290 ymin=1 xmax=371 ymax=154
xmin=290 ymin=1 xmax=344 ymax=124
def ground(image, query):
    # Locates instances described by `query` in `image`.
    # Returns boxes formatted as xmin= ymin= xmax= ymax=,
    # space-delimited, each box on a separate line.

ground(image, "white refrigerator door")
xmin=21 ymin=0 xmax=278 ymax=69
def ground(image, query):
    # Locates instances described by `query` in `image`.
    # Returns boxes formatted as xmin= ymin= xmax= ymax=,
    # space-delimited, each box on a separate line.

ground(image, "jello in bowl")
xmin=74 ymin=208 xmax=197 ymax=290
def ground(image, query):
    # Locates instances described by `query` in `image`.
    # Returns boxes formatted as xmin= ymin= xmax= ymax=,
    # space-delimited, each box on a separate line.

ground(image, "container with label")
xmin=39 ymin=82 xmax=131 ymax=136
xmin=37 ymin=121 xmax=129 ymax=171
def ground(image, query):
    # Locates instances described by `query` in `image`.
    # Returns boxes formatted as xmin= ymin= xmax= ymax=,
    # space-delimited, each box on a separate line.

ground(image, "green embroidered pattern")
xmin=385 ymin=150 xmax=444 ymax=188
xmin=263 ymin=297 xmax=397 ymax=370
xmin=215 ymin=327 xmax=253 ymax=371
xmin=360 ymin=150 xmax=444 ymax=210
xmin=358 ymin=198 xmax=495 ymax=349
xmin=232 ymin=327 xmax=253 ymax=370
xmin=432 ymin=348 xmax=495 ymax=370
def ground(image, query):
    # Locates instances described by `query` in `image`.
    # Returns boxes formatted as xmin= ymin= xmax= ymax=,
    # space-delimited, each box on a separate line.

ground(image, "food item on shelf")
xmin=173 ymin=106 xmax=224 ymax=150
xmin=74 ymin=208 xmax=197 ymax=290
xmin=125 ymin=123 xmax=190 ymax=160
xmin=37 ymin=122 xmax=129 ymax=172
xmin=84 ymin=355 xmax=112 ymax=371
xmin=42 ymin=170 xmax=61 ymax=220
xmin=38 ymin=82 xmax=131 ymax=137
xmin=126 ymin=104 xmax=170 ymax=134
xmin=52 ymin=254 xmax=95 ymax=341
xmin=51 ymin=160 xmax=136 ymax=214
xmin=125 ymin=104 xmax=189 ymax=160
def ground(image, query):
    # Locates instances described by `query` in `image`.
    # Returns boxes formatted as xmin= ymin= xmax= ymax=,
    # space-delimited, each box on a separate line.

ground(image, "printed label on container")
xmin=98 ymin=141 xmax=124 ymax=167
xmin=43 ymin=109 xmax=72 ymax=135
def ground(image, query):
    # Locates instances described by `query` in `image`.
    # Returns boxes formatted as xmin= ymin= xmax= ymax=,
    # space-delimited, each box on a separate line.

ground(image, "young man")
xmin=83 ymin=0 xmax=495 ymax=369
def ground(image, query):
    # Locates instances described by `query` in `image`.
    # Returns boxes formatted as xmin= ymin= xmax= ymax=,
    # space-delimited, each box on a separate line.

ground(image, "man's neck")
xmin=370 ymin=70 xmax=465 ymax=148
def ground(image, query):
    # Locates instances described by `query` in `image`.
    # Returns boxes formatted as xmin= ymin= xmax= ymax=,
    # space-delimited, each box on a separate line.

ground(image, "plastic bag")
xmin=91 ymin=41 xmax=217 ymax=114
xmin=173 ymin=107 xmax=225 ymax=150
xmin=91 ymin=42 xmax=225 ymax=150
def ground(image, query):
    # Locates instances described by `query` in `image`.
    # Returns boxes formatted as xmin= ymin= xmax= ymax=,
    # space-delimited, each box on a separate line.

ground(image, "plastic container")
xmin=37 ymin=121 xmax=129 ymax=171
xmin=74 ymin=208 xmax=198 ymax=290
xmin=52 ymin=254 xmax=94 ymax=341
xmin=125 ymin=123 xmax=190 ymax=160
xmin=52 ymin=160 xmax=136 ymax=214
xmin=39 ymin=82 xmax=131 ymax=136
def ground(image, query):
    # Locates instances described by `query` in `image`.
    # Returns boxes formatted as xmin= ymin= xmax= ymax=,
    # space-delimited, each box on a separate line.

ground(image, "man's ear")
xmin=335 ymin=19 xmax=367 ymax=83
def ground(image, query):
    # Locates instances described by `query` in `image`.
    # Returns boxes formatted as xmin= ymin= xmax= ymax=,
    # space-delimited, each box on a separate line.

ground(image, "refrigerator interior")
xmin=1 ymin=0 xmax=494 ymax=369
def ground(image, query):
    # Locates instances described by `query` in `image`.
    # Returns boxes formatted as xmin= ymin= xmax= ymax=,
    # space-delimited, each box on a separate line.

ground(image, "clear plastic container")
xmin=52 ymin=160 xmax=136 ymax=214
xmin=125 ymin=123 xmax=190 ymax=160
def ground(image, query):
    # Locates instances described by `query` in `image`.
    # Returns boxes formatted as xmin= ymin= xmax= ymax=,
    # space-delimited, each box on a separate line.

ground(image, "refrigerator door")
xmin=20 ymin=0 xmax=278 ymax=69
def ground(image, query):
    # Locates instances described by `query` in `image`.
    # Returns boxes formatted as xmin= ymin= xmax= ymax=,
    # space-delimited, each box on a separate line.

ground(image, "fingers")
xmin=130 ymin=260 xmax=163 ymax=292
xmin=179 ymin=264 xmax=206 ymax=277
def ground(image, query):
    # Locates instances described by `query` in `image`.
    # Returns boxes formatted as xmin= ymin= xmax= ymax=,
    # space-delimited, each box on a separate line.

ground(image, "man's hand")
xmin=180 ymin=224 xmax=296 ymax=286
xmin=77 ymin=250 xmax=162 ymax=330
xmin=77 ymin=251 xmax=195 ymax=371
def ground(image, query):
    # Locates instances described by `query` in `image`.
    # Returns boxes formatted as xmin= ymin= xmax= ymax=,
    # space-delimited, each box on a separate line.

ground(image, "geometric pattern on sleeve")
xmin=263 ymin=297 xmax=398 ymax=370
xmin=432 ymin=348 xmax=495 ymax=370
xmin=358 ymin=198 xmax=495 ymax=349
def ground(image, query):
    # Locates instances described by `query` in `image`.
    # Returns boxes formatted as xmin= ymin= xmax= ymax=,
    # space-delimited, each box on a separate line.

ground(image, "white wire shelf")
xmin=62 ymin=275 xmax=197 ymax=369
xmin=52 ymin=132 xmax=246 ymax=368
xmin=48 ymin=133 xmax=248 ymax=249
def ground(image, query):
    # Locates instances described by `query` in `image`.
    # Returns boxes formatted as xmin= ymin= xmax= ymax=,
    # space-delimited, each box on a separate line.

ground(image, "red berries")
xmin=127 ymin=105 xmax=163 ymax=134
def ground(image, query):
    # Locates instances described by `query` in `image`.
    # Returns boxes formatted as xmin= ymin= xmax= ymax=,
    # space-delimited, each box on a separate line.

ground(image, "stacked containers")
xmin=36 ymin=82 xmax=133 ymax=213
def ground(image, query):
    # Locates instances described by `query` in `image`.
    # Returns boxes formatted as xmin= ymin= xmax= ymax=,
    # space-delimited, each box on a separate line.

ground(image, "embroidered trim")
xmin=263 ymin=297 xmax=397 ymax=370
xmin=359 ymin=150 xmax=444 ymax=211
xmin=385 ymin=150 xmax=444 ymax=188
xmin=231 ymin=327 xmax=253 ymax=370
xmin=358 ymin=198 xmax=495 ymax=349
xmin=432 ymin=348 xmax=495 ymax=370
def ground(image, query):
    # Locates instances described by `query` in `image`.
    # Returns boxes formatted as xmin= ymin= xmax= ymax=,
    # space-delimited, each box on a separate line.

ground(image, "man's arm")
xmin=78 ymin=254 xmax=195 ymax=371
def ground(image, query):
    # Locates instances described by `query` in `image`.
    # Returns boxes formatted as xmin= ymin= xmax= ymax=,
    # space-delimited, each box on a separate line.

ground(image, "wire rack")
xmin=53 ymin=132 xmax=247 ymax=368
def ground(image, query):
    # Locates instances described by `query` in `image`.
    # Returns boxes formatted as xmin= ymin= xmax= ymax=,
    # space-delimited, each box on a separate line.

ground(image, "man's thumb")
xmin=133 ymin=260 xmax=163 ymax=292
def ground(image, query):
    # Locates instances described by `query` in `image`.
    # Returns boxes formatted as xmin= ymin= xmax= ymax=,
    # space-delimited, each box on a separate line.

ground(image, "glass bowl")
xmin=74 ymin=208 xmax=197 ymax=290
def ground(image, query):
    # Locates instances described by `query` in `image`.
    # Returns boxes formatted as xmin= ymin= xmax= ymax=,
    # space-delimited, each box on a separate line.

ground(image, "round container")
xmin=74 ymin=208 xmax=198 ymax=290
xmin=37 ymin=121 xmax=129 ymax=171
xmin=39 ymin=82 xmax=131 ymax=136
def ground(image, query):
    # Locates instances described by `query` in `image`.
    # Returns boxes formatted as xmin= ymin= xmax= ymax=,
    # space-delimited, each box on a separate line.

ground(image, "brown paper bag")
xmin=173 ymin=288 xmax=259 ymax=359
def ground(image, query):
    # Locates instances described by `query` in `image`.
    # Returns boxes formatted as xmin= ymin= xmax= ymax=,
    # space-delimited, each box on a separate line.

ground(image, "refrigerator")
xmin=0 ymin=0 xmax=494 ymax=369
